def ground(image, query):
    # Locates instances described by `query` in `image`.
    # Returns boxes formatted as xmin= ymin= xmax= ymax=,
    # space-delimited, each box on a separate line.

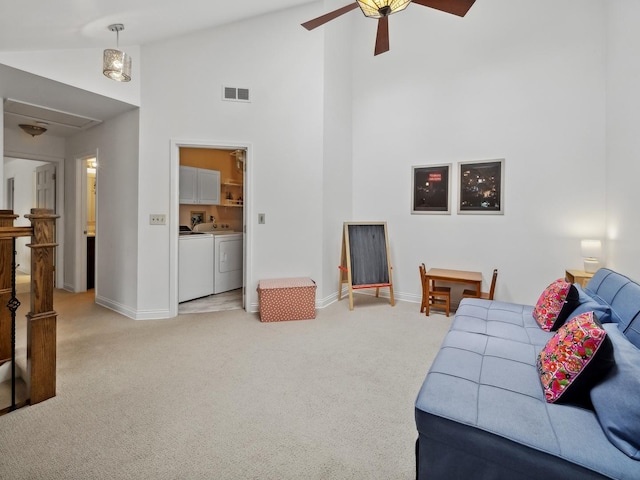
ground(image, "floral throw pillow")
xmin=537 ymin=311 xmax=615 ymax=404
xmin=533 ymin=279 xmax=580 ymax=331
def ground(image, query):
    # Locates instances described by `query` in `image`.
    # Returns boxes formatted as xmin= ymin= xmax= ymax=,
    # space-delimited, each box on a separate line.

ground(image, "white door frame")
xmin=3 ymin=152 xmax=65 ymax=288
xmin=169 ymin=139 xmax=252 ymax=318
xmin=74 ymin=151 xmax=98 ymax=293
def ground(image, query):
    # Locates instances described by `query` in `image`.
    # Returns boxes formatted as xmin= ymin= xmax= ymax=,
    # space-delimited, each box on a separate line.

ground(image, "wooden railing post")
xmin=0 ymin=210 xmax=19 ymax=363
xmin=25 ymin=208 xmax=58 ymax=404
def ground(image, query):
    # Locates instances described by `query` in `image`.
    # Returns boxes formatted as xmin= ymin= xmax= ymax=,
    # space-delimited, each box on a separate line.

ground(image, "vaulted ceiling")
xmin=1 ymin=0 xmax=315 ymax=139
xmin=0 ymin=0 xmax=315 ymax=52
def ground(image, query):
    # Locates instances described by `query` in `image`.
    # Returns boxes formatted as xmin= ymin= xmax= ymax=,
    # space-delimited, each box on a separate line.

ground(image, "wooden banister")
xmin=0 ymin=208 xmax=58 ymax=410
xmin=25 ymin=208 xmax=58 ymax=404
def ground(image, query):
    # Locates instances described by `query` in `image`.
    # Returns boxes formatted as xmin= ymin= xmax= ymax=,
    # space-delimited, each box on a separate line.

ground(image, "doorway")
xmin=74 ymin=155 xmax=97 ymax=292
xmin=177 ymin=147 xmax=245 ymax=314
xmin=2 ymin=158 xmax=59 ymax=290
xmin=170 ymin=139 xmax=252 ymax=317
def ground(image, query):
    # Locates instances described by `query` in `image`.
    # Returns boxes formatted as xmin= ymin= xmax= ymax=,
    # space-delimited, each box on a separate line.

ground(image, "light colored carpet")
xmin=0 ymin=290 xmax=452 ymax=480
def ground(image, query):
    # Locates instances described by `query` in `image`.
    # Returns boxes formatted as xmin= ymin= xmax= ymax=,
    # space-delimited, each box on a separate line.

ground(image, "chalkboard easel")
xmin=338 ymin=222 xmax=395 ymax=310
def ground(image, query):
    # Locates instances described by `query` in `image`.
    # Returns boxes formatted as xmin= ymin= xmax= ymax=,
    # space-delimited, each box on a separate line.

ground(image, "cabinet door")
xmin=179 ymin=166 xmax=198 ymax=204
xmin=198 ymin=169 xmax=220 ymax=205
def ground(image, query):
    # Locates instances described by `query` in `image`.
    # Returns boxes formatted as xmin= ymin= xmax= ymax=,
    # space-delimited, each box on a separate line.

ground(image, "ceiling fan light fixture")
xmin=103 ymin=24 xmax=131 ymax=82
xmin=19 ymin=123 xmax=48 ymax=137
xmin=357 ymin=0 xmax=411 ymax=18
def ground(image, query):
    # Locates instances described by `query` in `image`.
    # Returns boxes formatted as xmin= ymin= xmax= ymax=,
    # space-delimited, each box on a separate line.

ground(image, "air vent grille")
xmin=222 ymin=86 xmax=251 ymax=103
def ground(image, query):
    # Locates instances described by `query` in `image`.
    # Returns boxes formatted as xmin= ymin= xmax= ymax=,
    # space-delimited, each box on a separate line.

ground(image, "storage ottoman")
xmin=257 ymin=277 xmax=316 ymax=322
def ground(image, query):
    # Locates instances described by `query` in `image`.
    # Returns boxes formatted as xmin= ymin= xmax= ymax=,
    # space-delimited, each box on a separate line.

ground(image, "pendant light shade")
xmin=357 ymin=0 xmax=411 ymax=18
xmin=103 ymin=24 xmax=131 ymax=82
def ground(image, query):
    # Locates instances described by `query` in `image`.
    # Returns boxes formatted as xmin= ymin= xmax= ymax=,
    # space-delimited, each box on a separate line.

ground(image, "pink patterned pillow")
xmin=537 ymin=311 xmax=614 ymax=404
xmin=533 ymin=279 xmax=579 ymax=331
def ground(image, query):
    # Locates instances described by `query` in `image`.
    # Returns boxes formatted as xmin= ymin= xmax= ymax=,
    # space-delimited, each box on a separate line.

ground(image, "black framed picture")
xmin=458 ymin=159 xmax=504 ymax=215
xmin=412 ymin=164 xmax=451 ymax=214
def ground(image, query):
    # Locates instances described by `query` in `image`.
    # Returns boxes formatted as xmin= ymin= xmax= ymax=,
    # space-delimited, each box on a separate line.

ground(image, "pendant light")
xmin=103 ymin=24 xmax=131 ymax=82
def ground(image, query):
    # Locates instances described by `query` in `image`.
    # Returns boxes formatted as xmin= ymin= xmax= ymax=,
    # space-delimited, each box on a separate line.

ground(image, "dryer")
xmin=193 ymin=223 xmax=243 ymax=294
xmin=214 ymin=232 xmax=243 ymax=294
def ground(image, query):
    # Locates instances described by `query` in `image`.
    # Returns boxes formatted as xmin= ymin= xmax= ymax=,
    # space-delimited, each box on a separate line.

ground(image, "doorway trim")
xmin=73 ymin=151 xmax=98 ymax=292
xmin=169 ymin=138 xmax=252 ymax=318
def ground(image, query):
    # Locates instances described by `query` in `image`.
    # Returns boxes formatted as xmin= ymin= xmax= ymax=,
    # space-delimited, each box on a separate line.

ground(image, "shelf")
xmin=223 ymin=202 xmax=244 ymax=208
xmin=222 ymin=181 xmax=243 ymax=187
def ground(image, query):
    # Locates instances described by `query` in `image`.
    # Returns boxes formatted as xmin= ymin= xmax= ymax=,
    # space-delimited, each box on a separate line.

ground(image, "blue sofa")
xmin=415 ymin=268 xmax=640 ymax=479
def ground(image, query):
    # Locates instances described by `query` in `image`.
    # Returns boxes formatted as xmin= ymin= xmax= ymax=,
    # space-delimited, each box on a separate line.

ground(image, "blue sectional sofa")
xmin=415 ymin=268 xmax=640 ymax=479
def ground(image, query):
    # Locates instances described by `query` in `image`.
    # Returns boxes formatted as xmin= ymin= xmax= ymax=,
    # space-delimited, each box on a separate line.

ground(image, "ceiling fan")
xmin=302 ymin=0 xmax=476 ymax=56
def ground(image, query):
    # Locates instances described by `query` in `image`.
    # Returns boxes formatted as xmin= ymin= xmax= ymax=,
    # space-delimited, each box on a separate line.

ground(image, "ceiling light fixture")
xmin=103 ymin=24 xmax=131 ymax=82
xmin=19 ymin=123 xmax=48 ymax=137
xmin=356 ymin=0 xmax=411 ymax=18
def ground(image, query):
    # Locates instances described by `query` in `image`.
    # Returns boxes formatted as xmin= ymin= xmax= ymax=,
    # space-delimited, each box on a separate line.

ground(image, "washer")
xmin=193 ymin=223 xmax=243 ymax=294
xmin=178 ymin=231 xmax=214 ymax=302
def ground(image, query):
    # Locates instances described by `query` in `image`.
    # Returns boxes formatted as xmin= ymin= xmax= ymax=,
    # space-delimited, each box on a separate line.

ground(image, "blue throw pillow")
xmin=570 ymin=284 xmax=612 ymax=323
xmin=590 ymin=323 xmax=640 ymax=459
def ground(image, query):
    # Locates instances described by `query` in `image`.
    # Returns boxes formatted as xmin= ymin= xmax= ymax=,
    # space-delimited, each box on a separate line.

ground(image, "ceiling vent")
xmin=222 ymin=86 xmax=251 ymax=103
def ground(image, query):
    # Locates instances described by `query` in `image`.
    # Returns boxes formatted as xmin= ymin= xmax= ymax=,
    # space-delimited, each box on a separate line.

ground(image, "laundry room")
xmin=178 ymin=147 xmax=245 ymax=312
xmin=179 ymin=147 xmax=244 ymax=231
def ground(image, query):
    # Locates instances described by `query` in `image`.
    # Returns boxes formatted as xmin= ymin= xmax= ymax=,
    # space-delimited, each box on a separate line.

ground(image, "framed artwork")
xmin=412 ymin=164 xmax=452 ymax=214
xmin=458 ymin=159 xmax=504 ymax=215
xmin=190 ymin=211 xmax=205 ymax=226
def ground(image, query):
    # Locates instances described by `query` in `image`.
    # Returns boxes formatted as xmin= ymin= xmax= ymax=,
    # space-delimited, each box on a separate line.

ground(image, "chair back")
xmin=488 ymin=269 xmax=498 ymax=300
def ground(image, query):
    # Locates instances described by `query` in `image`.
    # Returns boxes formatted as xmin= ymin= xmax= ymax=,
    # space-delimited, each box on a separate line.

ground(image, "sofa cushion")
xmin=533 ymin=279 xmax=580 ymax=331
xmin=570 ymin=284 xmax=612 ymax=323
xmin=584 ymin=268 xmax=640 ymax=348
xmin=537 ymin=312 xmax=614 ymax=404
xmin=452 ymin=299 xmax=551 ymax=347
xmin=590 ymin=323 xmax=640 ymax=460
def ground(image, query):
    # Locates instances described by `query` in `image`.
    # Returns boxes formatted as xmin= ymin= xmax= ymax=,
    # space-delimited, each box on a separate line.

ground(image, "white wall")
xmin=65 ymin=109 xmax=140 ymax=315
xmin=605 ymin=0 xmax=640 ymax=282
xmin=321 ymin=3 xmax=355 ymax=304
xmin=351 ymin=0 xmax=607 ymax=304
xmin=0 ymin=47 xmax=141 ymax=106
xmin=138 ymin=4 xmax=326 ymax=314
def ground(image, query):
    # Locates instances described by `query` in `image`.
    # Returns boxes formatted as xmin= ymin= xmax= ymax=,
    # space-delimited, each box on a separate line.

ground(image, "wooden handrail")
xmin=0 ymin=208 xmax=58 ymax=412
xmin=0 ymin=227 xmax=35 ymax=239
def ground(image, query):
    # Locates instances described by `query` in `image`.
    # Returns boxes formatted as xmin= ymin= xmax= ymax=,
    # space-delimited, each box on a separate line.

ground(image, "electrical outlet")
xmin=149 ymin=214 xmax=166 ymax=225
xmin=258 ymin=213 xmax=265 ymax=224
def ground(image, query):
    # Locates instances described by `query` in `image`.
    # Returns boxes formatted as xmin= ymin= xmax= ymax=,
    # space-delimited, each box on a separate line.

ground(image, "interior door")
xmin=35 ymin=163 xmax=56 ymax=209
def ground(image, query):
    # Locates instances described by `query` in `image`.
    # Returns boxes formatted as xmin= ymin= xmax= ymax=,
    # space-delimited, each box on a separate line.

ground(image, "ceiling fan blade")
xmin=411 ymin=0 xmax=476 ymax=17
xmin=301 ymin=2 xmax=359 ymax=30
xmin=374 ymin=17 xmax=390 ymax=56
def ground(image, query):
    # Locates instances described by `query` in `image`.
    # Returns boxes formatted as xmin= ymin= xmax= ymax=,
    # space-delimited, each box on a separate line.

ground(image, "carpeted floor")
xmin=0 ymin=290 xmax=452 ymax=480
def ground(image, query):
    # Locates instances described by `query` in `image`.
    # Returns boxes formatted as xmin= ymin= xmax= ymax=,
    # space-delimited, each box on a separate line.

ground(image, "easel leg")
xmin=389 ymin=285 xmax=395 ymax=306
xmin=348 ymin=286 xmax=354 ymax=311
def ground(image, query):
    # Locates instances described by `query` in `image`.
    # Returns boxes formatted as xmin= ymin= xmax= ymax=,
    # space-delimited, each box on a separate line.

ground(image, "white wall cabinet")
xmin=179 ymin=166 xmax=220 ymax=205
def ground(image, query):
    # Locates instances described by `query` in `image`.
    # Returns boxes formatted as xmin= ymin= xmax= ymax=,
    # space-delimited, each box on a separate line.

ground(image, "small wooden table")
xmin=425 ymin=268 xmax=483 ymax=316
xmin=565 ymin=269 xmax=594 ymax=289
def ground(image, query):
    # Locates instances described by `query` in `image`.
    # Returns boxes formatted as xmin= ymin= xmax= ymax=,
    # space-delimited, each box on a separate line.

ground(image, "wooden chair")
xmin=420 ymin=263 xmax=451 ymax=316
xmin=463 ymin=268 xmax=498 ymax=300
